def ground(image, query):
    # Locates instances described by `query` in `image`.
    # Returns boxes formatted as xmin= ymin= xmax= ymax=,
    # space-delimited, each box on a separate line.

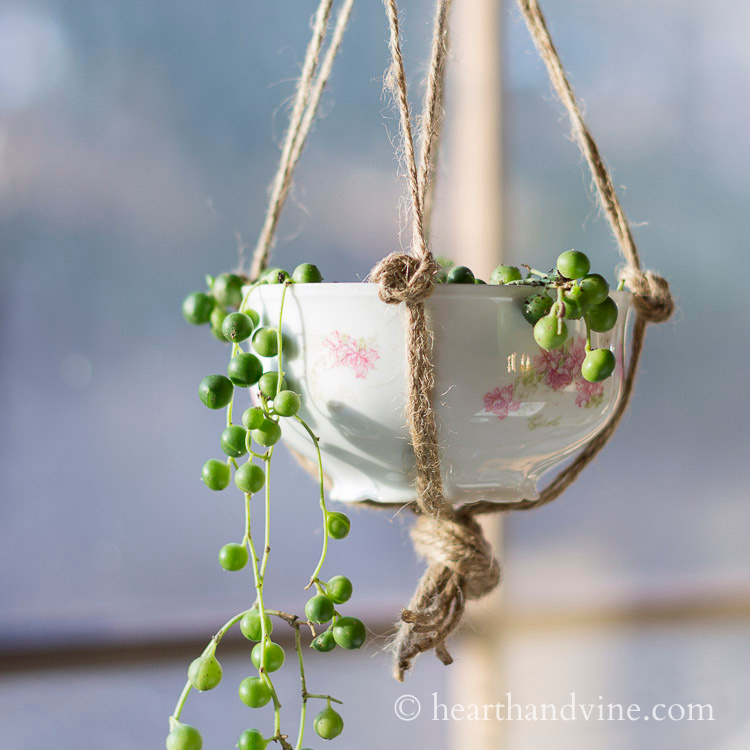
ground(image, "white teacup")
xmin=248 ymin=283 xmax=632 ymax=505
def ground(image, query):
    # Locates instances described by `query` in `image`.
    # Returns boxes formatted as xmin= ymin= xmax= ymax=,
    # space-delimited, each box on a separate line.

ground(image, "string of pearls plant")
xmin=170 ymin=248 xmax=619 ymax=749
xmin=437 ymin=249 xmax=623 ymax=382
xmin=171 ymin=263 xmax=365 ymax=750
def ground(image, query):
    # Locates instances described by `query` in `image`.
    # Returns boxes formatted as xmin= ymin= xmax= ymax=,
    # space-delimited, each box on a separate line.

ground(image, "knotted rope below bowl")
xmin=371 ymin=0 xmax=675 ymax=682
xmin=394 ymin=514 xmax=501 ymax=677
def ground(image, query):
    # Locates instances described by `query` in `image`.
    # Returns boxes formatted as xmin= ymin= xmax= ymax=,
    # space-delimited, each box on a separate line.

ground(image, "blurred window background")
xmin=1 ymin=1 xmax=749 ymax=748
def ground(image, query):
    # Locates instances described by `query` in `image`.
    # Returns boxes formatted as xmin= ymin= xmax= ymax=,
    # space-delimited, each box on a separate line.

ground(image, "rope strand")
xmin=373 ymin=0 xmax=674 ymax=681
xmin=416 ymin=0 xmax=454 ymax=217
xmin=376 ymin=0 xmax=474 ymax=681
xmin=516 ymin=0 xmax=641 ymax=273
xmin=249 ymin=0 xmax=355 ymax=279
xmin=289 ymin=0 xmax=355 ymax=173
xmin=383 ymin=0 xmax=428 ymax=258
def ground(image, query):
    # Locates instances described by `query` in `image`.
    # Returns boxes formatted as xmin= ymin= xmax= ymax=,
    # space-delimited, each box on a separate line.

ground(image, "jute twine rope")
xmin=371 ymin=0 xmax=675 ymax=681
xmin=248 ymin=0 xmax=355 ymax=280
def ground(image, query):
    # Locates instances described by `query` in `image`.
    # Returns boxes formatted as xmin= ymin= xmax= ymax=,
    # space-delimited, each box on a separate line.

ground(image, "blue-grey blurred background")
xmin=1 ymin=1 xmax=748 ymax=748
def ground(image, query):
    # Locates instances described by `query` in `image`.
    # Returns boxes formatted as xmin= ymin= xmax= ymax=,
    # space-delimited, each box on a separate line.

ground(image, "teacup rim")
xmin=249 ymin=281 xmax=632 ymax=305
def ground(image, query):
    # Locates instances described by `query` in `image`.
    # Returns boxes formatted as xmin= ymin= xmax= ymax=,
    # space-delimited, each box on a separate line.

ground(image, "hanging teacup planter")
xmin=249 ymin=277 xmax=633 ymax=506
xmin=165 ymin=0 xmax=676 ymax=746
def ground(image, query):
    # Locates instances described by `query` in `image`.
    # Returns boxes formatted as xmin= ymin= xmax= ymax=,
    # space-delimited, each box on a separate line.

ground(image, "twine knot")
xmin=411 ymin=514 xmax=501 ymax=599
xmin=371 ymin=252 xmax=438 ymax=305
xmin=391 ymin=513 xmax=501 ymax=681
xmin=620 ymin=267 xmax=675 ymax=324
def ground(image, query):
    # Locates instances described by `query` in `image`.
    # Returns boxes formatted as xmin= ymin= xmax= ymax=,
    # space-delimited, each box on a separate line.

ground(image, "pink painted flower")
xmin=532 ymin=347 xmax=573 ymax=390
xmin=532 ymin=336 xmax=588 ymax=391
xmin=531 ymin=346 xmax=558 ymax=375
xmin=544 ymin=367 xmax=574 ymax=390
xmin=342 ymin=346 xmax=380 ymax=379
xmin=322 ymin=331 xmax=379 ymax=380
xmin=574 ymin=378 xmax=604 ymax=407
xmin=483 ymin=384 xmax=521 ymax=420
xmin=322 ymin=331 xmax=348 ymax=365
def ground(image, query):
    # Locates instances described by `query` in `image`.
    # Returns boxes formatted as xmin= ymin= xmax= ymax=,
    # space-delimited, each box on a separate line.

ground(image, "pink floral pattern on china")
xmin=483 ymin=336 xmax=607 ymax=425
xmin=483 ymin=385 xmax=521 ymax=420
xmin=322 ymin=331 xmax=379 ymax=380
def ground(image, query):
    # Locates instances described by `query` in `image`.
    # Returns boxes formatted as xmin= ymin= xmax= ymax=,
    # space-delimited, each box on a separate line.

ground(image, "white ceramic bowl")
xmin=248 ymin=283 xmax=632 ymax=505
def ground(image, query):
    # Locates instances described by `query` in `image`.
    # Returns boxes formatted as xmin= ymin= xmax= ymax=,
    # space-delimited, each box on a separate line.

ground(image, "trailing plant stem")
xmin=274 ymin=282 xmax=290 ymax=401
xmin=294 ymin=414 xmax=330 ymax=586
xmin=244 ymin=450 xmax=282 ymax=734
xmin=294 ymin=624 xmax=307 ymax=750
xmin=169 ymin=608 xmax=250 ymax=726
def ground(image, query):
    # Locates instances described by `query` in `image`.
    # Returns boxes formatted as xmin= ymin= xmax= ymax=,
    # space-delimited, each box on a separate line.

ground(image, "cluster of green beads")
xmin=436 ymin=251 xmax=620 ymax=383
xmin=169 ymin=263 xmax=364 ymax=750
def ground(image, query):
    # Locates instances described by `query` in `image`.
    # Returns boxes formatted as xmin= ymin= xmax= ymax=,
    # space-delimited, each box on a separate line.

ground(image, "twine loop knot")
xmin=371 ymin=252 xmax=438 ymax=305
xmin=620 ymin=267 xmax=675 ymax=324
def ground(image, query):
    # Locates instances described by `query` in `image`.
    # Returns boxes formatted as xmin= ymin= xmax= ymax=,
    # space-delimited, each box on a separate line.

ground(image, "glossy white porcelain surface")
xmin=248 ymin=283 xmax=632 ymax=505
